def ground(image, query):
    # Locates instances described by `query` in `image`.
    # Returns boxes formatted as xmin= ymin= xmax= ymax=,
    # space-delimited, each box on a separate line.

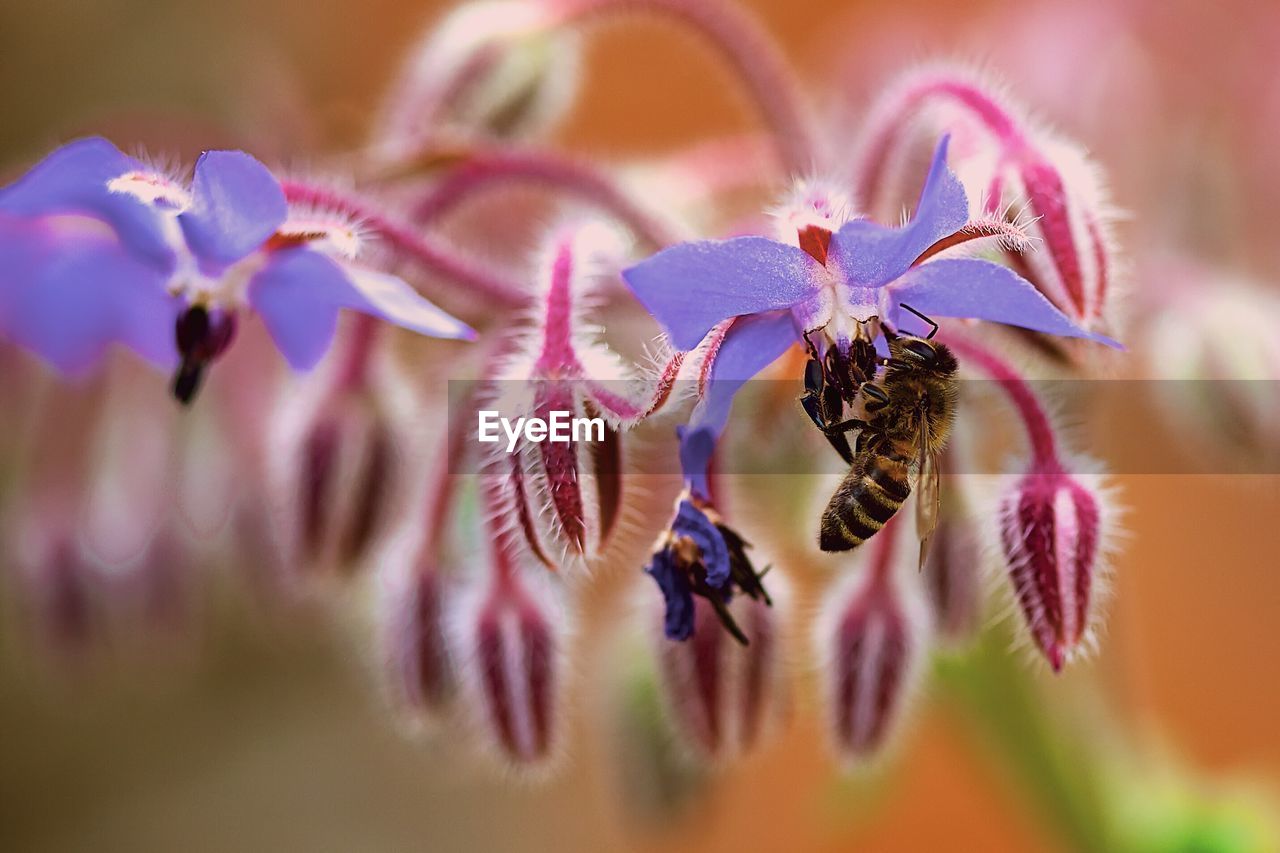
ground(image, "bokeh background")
xmin=2 ymin=0 xmax=1279 ymax=850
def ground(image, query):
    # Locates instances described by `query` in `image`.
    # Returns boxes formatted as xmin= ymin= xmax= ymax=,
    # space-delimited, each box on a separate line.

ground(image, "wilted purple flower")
xmin=642 ymin=427 xmax=772 ymax=645
xmin=816 ymin=518 xmax=929 ymax=762
xmin=652 ymin=570 xmax=788 ymax=760
xmin=0 ymin=138 xmax=474 ymax=398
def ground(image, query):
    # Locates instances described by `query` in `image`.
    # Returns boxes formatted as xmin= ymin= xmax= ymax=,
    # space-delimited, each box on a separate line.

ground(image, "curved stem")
xmin=944 ymin=334 xmax=1061 ymax=469
xmin=545 ymin=0 xmax=815 ymax=175
xmin=411 ymin=149 xmax=682 ymax=249
xmin=869 ymin=512 xmax=902 ymax=583
xmin=280 ymin=180 xmax=528 ymax=309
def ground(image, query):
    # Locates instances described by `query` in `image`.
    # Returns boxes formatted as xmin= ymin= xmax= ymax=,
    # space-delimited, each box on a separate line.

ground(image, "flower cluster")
xmin=2 ymin=0 xmax=1142 ymax=781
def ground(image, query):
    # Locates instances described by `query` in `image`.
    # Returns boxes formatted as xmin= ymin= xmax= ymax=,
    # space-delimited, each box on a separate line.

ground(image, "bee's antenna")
xmin=898 ymin=303 xmax=939 ymax=340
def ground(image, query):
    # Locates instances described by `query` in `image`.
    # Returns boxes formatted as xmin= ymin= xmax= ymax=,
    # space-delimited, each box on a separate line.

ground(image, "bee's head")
xmin=895 ymin=336 xmax=958 ymax=375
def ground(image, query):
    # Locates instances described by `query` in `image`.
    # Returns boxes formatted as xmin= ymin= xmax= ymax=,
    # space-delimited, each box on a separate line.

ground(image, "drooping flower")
xmin=0 ymin=138 xmax=474 ymax=397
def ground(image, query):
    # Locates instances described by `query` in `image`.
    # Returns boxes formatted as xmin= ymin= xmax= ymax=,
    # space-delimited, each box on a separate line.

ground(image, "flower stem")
xmin=944 ymin=335 xmax=1061 ymax=469
xmin=544 ymin=0 xmax=815 ymax=175
xmin=410 ymin=149 xmax=682 ymax=248
xmin=280 ymin=180 xmax=528 ymax=309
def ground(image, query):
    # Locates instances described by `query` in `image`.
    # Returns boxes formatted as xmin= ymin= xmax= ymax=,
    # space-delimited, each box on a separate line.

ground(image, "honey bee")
xmin=803 ymin=307 xmax=959 ymax=566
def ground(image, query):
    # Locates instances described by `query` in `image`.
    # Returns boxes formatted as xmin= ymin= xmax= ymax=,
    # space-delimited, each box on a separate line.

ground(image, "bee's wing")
xmin=915 ymin=419 xmax=941 ymax=571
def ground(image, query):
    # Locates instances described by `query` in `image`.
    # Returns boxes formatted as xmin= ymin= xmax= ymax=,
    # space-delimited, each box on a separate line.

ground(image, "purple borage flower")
xmin=0 ymin=138 xmax=474 ymax=400
xmin=623 ymin=135 xmax=1120 ymax=643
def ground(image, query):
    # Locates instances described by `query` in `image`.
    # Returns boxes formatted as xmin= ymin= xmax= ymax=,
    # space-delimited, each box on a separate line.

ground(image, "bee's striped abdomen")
xmin=819 ymin=453 xmax=911 ymax=552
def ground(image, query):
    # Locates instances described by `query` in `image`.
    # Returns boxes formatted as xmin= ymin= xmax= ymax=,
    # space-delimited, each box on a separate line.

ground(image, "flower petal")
xmin=829 ymin=135 xmax=969 ymax=288
xmin=672 ymin=500 xmax=730 ymax=588
xmin=886 ymin=258 xmax=1122 ymax=347
xmin=341 ymin=268 xmax=476 ymax=341
xmin=248 ymin=248 xmax=474 ymax=371
xmin=679 ymin=310 xmax=797 ymax=497
xmin=622 ymin=237 xmax=818 ymax=351
xmin=178 ymin=151 xmax=287 ymax=266
xmin=0 ymin=137 xmax=174 ymax=267
xmin=0 ymin=215 xmax=179 ymax=375
xmin=694 ymin=310 xmax=799 ymax=436
xmin=646 ymin=550 xmax=695 ymax=641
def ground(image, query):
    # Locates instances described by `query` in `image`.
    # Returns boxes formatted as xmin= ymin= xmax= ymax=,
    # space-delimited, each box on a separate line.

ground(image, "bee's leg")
xmin=801 ymin=357 xmax=857 ymax=465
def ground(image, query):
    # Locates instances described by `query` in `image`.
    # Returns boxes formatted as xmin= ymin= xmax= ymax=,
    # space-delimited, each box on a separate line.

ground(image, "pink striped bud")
xmin=652 ymin=570 xmax=789 ymax=760
xmin=1147 ymin=261 xmax=1280 ymax=461
xmin=816 ymin=520 xmax=929 ymax=762
xmin=372 ymin=0 xmax=579 ymax=161
xmin=855 ymin=66 xmax=1119 ymax=344
xmin=921 ymin=514 xmax=982 ymax=646
xmin=377 ymin=535 xmax=455 ymax=721
xmin=487 ymin=222 xmax=679 ymax=565
xmin=268 ymin=318 xmax=418 ymax=581
xmin=453 ymin=538 xmax=566 ymax=769
xmin=998 ymin=463 xmax=1110 ymax=672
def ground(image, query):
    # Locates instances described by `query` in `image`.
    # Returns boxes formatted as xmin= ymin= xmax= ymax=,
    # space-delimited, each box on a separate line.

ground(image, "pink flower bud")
xmin=854 ymin=66 xmax=1119 ymax=343
xmin=486 ymin=222 xmax=677 ymax=565
xmin=921 ymin=514 xmax=982 ymax=646
xmin=816 ymin=520 xmax=929 ymax=762
xmin=1146 ymin=260 xmax=1280 ymax=462
xmin=268 ymin=319 xmax=419 ymax=581
xmin=376 ymin=526 xmax=456 ymax=722
xmin=998 ymin=463 xmax=1110 ymax=672
xmin=372 ymin=0 xmax=580 ymax=161
xmin=652 ymin=569 xmax=789 ymax=760
xmin=452 ymin=475 xmax=567 ymax=768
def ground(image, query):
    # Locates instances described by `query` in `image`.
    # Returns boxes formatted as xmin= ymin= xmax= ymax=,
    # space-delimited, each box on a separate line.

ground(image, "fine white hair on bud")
xmin=371 ymin=516 xmax=456 ymax=726
xmin=649 ymin=566 xmax=791 ymax=762
xmin=994 ymin=455 xmax=1120 ymax=673
xmin=814 ymin=519 xmax=931 ymax=764
xmin=265 ymin=320 xmax=421 ymax=583
xmin=448 ymin=525 xmax=570 ymax=773
xmin=852 ymin=63 xmax=1123 ymax=344
xmin=480 ymin=220 xmax=653 ymax=566
xmin=372 ymin=0 xmax=581 ymax=160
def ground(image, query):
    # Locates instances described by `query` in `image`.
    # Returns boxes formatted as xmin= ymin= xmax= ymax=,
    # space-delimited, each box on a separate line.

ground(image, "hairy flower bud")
xmin=1147 ymin=262 xmax=1280 ymax=463
xmin=373 ymin=0 xmax=580 ymax=161
xmin=452 ymin=533 xmax=567 ymax=768
xmin=485 ymin=221 xmax=678 ymax=565
xmin=816 ymin=520 xmax=929 ymax=762
xmin=376 ymin=528 xmax=455 ymax=721
xmin=922 ymin=508 xmax=982 ymax=645
xmin=652 ymin=569 xmax=789 ymax=760
xmin=998 ymin=463 xmax=1110 ymax=672
xmin=855 ymin=66 xmax=1120 ymax=345
xmin=267 ymin=319 xmax=418 ymax=580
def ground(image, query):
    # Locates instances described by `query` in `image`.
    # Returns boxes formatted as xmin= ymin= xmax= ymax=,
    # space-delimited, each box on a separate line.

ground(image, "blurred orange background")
xmin=2 ymin=0 xmax=1279 ymax=850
